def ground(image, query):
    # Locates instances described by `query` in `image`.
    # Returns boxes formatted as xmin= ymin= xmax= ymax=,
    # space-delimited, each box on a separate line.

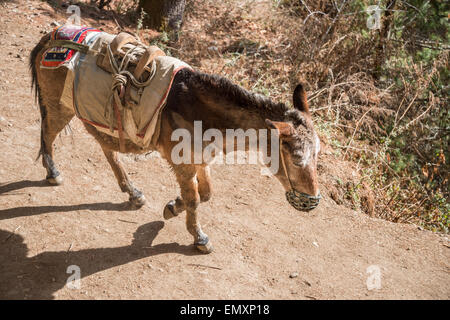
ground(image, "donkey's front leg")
xmin=173 ymin=165 xmax=213 ymax=253
xmin=163 ymin=165 xmax=212 ymax=219
xmin=101 ymin=147 xmax=146 ymax=208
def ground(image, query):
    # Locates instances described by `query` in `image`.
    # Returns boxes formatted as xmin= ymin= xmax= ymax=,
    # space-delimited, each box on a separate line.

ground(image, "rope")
xmin=104 ymin=42 xmax=156 ymax=135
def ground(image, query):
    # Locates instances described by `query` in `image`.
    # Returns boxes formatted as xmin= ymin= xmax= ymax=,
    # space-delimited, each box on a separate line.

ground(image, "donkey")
xmin=29 ymin=33 xmax=321 ymax=253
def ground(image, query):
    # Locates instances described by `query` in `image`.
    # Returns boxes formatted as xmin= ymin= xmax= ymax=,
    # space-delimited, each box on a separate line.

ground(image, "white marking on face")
xmin=300 ymin=134 xmax=320 ymax=167
xmin=300 ymin=146 xmax=311 ymax=167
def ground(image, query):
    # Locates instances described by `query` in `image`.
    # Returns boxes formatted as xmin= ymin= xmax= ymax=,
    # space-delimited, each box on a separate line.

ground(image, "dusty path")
xmin=0 ymin=1 xmax=449 ymax=299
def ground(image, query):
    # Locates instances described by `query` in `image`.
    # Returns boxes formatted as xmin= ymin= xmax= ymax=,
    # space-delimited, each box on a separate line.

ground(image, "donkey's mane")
xmin=187 ymin=70 xmax=291 ymax=122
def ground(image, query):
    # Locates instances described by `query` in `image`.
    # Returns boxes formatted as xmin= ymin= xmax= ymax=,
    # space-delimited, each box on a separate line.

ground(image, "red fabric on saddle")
xmin=41 ymin=25 xmax=101 ymax=68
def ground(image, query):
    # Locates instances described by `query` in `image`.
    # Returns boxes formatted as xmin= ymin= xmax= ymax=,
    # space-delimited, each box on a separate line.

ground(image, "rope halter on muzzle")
xmin=279 ymin=141 xmax=321 ymax=211
xmin=285 ymin=189 xmax=321 ymax=211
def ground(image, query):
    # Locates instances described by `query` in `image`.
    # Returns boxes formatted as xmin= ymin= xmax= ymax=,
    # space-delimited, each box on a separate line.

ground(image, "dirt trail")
xmin=0 ymin=1 xmax=448 ymax=299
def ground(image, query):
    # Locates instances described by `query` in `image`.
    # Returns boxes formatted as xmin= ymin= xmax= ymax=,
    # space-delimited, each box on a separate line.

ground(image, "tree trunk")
xmin=374 ymin=0 xmax=397 ymax=79
xmin=138 ymin=0 xmax=186 ymax=32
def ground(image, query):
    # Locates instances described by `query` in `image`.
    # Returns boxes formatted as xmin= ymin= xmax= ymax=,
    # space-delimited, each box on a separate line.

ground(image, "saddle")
xmin=96 ymin=32 xmax=165 ymax=81
xmin=47 ymin=27 xmax=190 ymax=151
xmin=93 ymin=32 xmax=166 ymax=151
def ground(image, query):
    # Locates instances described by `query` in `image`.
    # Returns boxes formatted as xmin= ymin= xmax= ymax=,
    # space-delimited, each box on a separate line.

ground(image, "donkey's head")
xmin=266 ymin=84 xmax=321 ymax=211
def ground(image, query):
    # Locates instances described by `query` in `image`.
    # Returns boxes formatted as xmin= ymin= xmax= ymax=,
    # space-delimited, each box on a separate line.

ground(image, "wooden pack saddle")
xmin=94 ymin=32 xmax=166 ymax=151
xmin=96 ymin=32 xmax=165 ymax=81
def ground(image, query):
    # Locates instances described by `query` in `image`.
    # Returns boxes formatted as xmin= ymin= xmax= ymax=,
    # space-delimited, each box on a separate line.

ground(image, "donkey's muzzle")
xmin=285 ymin=190 xmax=321 ymax=211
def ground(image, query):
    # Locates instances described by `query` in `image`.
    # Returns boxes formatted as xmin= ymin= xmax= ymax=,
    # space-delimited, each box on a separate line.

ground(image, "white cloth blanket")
xmin=58 ymin=32 xmax=191 ymax=149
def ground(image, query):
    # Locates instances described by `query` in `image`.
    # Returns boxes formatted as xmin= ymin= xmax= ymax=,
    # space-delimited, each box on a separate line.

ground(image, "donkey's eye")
xmin=281 ymin=141 xmax=293 ymax=151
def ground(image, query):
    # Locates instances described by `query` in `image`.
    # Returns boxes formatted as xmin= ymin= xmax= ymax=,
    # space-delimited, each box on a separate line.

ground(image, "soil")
xmin=0 ymin=0 xmax=448 ymax=300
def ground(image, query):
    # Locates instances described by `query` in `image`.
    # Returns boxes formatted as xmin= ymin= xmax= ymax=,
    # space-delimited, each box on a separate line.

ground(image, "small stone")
xmin=260 ymin=167 xmax=273 ymax=177
xmin=207 ymin=46 xmax=220 ymax=55
xmin=289 ymin=272 xmax=298 ymax=279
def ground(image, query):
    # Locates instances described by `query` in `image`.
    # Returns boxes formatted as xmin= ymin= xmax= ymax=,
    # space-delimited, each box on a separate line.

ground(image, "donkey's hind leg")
xmin=100 ymin=146 xmax=147 ymax=208
xmin=40 ymin=104 xmax=74 ymax=185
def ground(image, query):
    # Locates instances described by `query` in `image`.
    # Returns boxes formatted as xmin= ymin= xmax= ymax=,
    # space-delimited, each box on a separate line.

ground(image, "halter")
xmin=279 ymin=140 xmax=321 ymax=211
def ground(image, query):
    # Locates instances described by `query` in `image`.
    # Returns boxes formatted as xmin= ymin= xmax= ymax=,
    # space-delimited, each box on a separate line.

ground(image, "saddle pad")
xmin=63 ymin=32 xmax=191 ymax=148
xmin=41 ymin=25 xmax=101 ymax=69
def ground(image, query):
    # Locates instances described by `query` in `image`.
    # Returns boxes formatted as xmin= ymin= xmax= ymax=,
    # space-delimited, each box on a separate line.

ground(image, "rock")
xmin=207 ymin=46 xmax=220 ymax=56
xmin=289 ymin=272 xmax=298 ymax=278
xmin=260 ymin=167 xmax=273 ymax=177
xmin=0 ymin=116 xmax=11 ymax=127
xmin=50 ymin=21 xmax=60 ymax=27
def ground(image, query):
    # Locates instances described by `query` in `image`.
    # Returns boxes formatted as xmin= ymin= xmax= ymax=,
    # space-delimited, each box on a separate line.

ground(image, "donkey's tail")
xmin=29 ymin=33 xmax=51 ymax=160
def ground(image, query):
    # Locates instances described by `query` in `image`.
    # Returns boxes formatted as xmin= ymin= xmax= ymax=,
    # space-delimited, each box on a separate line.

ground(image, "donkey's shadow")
xmin=0 ymin=180 xmax=138 ymax=220
xmin=0 ymin=220 xmax=201 ymax=299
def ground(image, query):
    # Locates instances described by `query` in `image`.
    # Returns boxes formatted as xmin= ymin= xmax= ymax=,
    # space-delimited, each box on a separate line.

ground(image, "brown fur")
xmin=29 ymin=32 xmax=320 ymax=253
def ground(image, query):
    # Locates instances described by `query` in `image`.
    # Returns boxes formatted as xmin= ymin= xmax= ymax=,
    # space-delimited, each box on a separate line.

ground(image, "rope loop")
xmin=103 ymin=41 xmax=156 ymax=133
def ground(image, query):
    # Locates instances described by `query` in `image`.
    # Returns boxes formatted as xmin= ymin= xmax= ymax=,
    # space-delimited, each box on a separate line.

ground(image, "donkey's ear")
xmin=293 ymin=83 xmax=309 ymax=114
xmin=265 ymin=119 xmax=295 ymax=138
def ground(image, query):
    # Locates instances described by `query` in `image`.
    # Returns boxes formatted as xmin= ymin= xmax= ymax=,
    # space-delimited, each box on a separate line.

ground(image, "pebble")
xmin=0 ymin=116 xmax=11 ymax=127
xmin=289 ymin=272 xmax=298 ymax=279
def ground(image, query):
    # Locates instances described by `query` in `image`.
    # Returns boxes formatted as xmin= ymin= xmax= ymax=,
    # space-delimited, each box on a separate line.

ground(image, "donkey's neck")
xmin=166 ymin=69 xmax=289 ymax=131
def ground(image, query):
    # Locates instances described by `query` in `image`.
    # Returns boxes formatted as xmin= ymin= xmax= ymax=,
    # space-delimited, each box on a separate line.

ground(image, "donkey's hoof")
xmin=47 ymin=175 xmax=63 ymax=186
xmin=163 ymin=200 xmax=178 ymax=220
xmin=196 ymin=241 xmax=214 ymax=254
xmin=195 ymin=236 xmax=213 ymax=254
xmin=129 ymin=194 xmax=147 ymax=208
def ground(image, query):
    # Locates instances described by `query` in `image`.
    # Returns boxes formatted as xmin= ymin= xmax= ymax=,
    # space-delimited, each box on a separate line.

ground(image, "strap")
xmin=133 ymin=46 xmax=165 ymax=80
xmin=110 ymin=32 xmax=137 ymax=54
xmin=113 ymin=85 xmax=126 ymax=153
xmin=279 ymin=139 xmax=295 ymax=190
xmin=47 ymin=40 xmax=90 ymax=54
